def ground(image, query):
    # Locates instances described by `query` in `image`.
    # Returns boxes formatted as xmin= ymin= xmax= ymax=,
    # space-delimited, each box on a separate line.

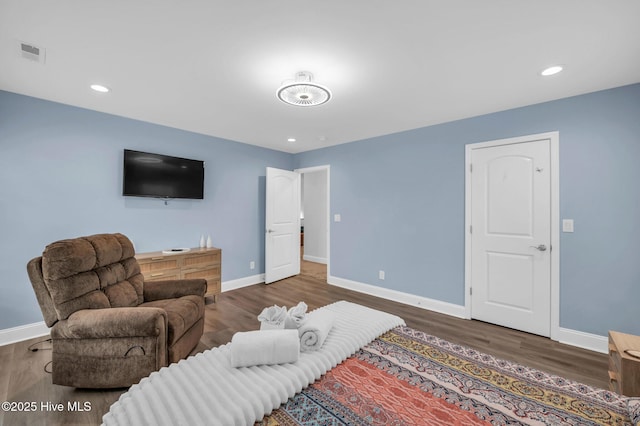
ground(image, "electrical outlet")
xmin=378 ymin=270 xmax=385 ymax=280
xmin=250 ymin=261 xmax=255 ymax=270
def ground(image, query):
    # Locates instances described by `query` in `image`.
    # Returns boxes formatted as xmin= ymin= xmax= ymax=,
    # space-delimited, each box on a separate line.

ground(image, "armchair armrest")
xmin=143 ymin=278 xmax=206 ymax=302
xmin=52 ymin=307 xmax=167 ymax=339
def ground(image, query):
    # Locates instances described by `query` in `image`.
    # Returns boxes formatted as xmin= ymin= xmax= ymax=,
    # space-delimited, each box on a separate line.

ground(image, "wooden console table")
xmin=136 ymin=247 xmax=221 ymax=301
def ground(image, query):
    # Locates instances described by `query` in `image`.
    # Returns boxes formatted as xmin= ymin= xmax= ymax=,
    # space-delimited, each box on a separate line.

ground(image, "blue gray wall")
xmin=0 ymin=90 xmax=293 ymax=329
xmin=2 ymin=84 xmax=639 ymax=337
xmin=295 ymin=83 xmax=640 ymax=337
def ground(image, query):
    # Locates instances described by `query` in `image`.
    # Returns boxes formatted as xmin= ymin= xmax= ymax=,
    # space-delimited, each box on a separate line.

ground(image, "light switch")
xmin=562 ymin=219 xmax=574 ymax=233
xmin=334 ymin=214 xmax=341 ymax=222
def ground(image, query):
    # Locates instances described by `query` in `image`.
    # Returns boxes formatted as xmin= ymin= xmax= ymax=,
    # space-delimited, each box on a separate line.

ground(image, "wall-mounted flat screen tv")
xmin=123 ymin=149 xmax=205 ymax=199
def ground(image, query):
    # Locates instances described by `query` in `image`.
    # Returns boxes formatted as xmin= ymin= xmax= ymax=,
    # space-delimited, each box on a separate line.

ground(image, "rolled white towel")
xmin=284 ymin=301 xmax=308 ymax=329
xmin=298 ymin=310 xmax=335 ymax=352
xmin=230 ymin=329 xmax=300 ymax=368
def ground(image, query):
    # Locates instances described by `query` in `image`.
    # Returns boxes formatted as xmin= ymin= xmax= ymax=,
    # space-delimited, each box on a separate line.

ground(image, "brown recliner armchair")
xmin=26 ymin=233 xmax=206 ymax=388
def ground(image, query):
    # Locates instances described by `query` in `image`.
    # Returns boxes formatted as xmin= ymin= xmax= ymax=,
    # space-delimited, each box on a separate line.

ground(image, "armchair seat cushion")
xmin=140 ymin=295 xmax=204 ymax=346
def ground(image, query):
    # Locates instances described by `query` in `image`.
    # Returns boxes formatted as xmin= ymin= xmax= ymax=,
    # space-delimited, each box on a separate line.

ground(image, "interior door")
xmin=470 ymin=138 xmax=551 ymax=336
xmin=265 ymin=167 xmax=301 ymax=284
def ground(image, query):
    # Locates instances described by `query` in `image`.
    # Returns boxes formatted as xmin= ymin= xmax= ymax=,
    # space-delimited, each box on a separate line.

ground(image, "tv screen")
xmin=123 ymin=149 xmax=204 ymax=199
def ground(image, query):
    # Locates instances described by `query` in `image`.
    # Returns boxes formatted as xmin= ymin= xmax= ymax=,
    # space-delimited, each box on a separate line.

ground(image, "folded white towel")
xmin=230 ymin=329 xmax=300 ymax=368
xmin=284 ymin=301 xmax=308 ymax=329
xmin=258 ymin=305 xmax=287 ymax=330
xmin=298 ymin=310 xmax=335 ymax=352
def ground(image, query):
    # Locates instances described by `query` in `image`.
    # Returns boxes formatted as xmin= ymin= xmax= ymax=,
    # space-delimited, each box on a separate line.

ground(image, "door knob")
xmin=267 ymin=229 xmax=274 ymax=233
xmin=530 ymin=244 xmax=547 ymax=252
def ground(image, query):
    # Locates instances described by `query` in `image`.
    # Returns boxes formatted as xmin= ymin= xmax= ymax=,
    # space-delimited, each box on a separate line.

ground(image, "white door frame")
xmin=294 ymin=165 xmax=331 ymax=278
xmin=464 ymin=132 xmax=560 ymax=341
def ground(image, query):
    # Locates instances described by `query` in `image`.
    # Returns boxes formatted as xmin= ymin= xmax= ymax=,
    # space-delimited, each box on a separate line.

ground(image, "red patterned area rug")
xmin=258 ymin=326 xmax=631 ymax=425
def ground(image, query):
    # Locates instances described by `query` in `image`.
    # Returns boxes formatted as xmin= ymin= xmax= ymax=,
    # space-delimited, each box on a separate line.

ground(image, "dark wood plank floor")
xmin=1 ymin=262 xmax=608 ymax=425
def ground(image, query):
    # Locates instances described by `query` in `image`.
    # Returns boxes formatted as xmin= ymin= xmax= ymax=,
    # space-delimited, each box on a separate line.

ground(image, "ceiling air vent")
xmin=19 ymin=41 xmax=46 ymax=64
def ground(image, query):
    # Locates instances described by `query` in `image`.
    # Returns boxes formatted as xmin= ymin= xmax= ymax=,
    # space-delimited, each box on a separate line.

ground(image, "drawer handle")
xmin=151 ymin=257 xmax=164 ymax=261
xmin=151 ymin=273 xmax=165 ymax=277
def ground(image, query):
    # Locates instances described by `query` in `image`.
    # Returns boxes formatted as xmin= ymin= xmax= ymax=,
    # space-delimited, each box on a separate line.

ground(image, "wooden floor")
xmin=1 ymin=261 xmax=609 ymax=425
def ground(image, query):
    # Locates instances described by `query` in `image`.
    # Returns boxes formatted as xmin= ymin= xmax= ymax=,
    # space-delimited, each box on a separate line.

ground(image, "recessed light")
xmin=541 ymin=66 xmax=563 ymax=76
xmin=90 ymin=84 xmax=110 ymax=93
xmin=287 ymin=138 xmax=296 ymax=142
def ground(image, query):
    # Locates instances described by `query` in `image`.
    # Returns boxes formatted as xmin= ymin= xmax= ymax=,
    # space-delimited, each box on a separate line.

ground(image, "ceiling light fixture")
xmin=277 ymin=71 xmax=331 ymax=107
xmin=90 ymin=84 xmax=110 ymax=93
xmin=541 ymin=65 xmax=563 ymax=76
xmin=287 ymin=138 xmax=296 ymax=142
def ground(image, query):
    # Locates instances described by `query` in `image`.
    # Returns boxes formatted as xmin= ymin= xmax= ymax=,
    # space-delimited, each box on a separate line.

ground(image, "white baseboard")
xmin=1 ymin=276 xmax=609 ymax=355
xmin=328 ymin=274 xmax=609 ymax=354
xmin=303 ymin=254 xmax=327 ymax=264
xmin=556 ymin=327 xmax=608 ymax=354
xmin=328 ymin=275 xmax=467 ymax=319
xmin=222 ymin=274 xmax=265 ymax=292
xmin=0 ymin=321 xmax=49 ymax=347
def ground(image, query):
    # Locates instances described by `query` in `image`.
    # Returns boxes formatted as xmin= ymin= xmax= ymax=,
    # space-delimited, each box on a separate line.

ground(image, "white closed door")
xmin=265 ymin=167 xmax=300 ymax=284
xmin=470 ymin=138 xmax=551 ymax=336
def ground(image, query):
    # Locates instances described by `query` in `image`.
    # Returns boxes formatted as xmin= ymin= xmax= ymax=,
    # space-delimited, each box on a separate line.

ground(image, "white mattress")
xmin=102 ymin=301 xmax=405 ymax=426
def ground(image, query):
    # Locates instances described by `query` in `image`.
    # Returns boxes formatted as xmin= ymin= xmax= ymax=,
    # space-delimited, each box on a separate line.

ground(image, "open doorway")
xmin=296 ymin=165 xmax=330 ymax=282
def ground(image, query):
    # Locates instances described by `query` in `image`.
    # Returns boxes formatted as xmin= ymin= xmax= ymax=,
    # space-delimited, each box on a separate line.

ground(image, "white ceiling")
xmin=1 ymin=1 xmax=639 ymax=154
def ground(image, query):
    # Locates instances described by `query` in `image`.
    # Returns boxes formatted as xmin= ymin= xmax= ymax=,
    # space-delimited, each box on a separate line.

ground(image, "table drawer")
xmin=139 ymin=257 xmax=181 ymax=274
xmin=183 ymin=252 xmax=220 ymax=268
xmin=143 ymin=269 xmax=181 ymax=281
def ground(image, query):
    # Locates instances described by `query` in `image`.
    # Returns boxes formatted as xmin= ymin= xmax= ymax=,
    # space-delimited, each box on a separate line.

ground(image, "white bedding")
xmin=102 ymin=301 xmax=405 ymax=426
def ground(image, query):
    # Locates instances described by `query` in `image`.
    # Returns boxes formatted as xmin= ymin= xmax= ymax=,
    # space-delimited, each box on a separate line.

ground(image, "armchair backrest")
xmin=28 ymin=233 xmax=144 ymax=323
